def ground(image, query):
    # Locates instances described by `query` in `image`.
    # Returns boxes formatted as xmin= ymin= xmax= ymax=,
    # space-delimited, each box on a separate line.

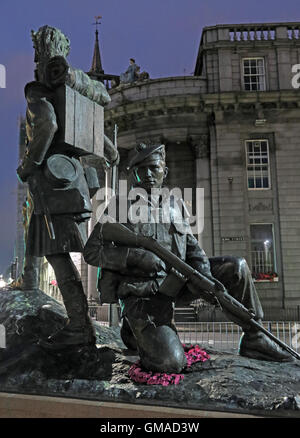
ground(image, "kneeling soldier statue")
xmin=84 ymin=143 xmax=296 ymax=372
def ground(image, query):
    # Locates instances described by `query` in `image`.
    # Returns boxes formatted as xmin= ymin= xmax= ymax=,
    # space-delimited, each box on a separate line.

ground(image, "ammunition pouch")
xmin=158 ymin=268 xmax=188 ymax=299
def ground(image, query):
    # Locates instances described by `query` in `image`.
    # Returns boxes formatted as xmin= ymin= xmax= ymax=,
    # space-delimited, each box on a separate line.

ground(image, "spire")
xmin=87 ymin=15 xmax=120 ymax=87
xmin=90 ymin=27 xmax=104 ymax=75
xmin=89 ymin=16 xmax=104 ymax=75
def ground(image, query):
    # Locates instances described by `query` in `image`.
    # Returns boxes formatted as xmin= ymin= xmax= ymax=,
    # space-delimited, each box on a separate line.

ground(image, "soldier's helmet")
xmin=126 ymin=142 xmax=166 ymax=171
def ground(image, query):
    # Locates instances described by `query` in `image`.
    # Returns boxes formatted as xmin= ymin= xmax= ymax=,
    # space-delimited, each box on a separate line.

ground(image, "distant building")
xmin=104 ymin=22 xmax=300 ymax=312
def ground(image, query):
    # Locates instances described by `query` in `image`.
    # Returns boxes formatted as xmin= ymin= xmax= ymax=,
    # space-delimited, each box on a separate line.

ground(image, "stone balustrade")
xmin=201 ymin=22 xmax=300 ymax=44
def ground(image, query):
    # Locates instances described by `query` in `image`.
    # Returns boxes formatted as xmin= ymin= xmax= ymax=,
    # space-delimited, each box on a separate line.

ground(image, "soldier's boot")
xmin=120 ymin=315 xmax=179 ymax=355
xmin=9 ymin=256 xmax=41 ymax=291
xmin=126 ymin=316 xmax=187 ymax=373
xmin=238 ymin=326 xmax=294 ymax=362
xmin=177 ymin=256 xmax=294 ymax=362
xmin=21 ymin=256 xmax=42 ymax=290
xmin=215 ymin=257 xmax=295 ymax=363
xmin=44 ymin=279 xmax=96 ymax=349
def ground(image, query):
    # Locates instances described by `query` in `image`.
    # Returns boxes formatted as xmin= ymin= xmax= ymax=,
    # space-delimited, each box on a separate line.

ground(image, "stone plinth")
xmin=0 ymin=288 xmax=300 ymax=418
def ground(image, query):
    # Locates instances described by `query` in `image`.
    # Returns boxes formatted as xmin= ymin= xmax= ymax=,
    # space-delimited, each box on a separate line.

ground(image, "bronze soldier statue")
xmin=17 ymin=25 xmax=118 ymax=349
xmin=84 ymin=143 xmax=293 ymax=372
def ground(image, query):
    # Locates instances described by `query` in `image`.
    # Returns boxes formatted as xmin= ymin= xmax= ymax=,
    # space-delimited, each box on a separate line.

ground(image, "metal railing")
xmin=176 ymin=321 xmax=300 ymax=353
xmin=189 ymin=302 xmax=300 ymax=323
xmin=88 ymin=304 xmax=300 ymax=354
xmin=251 ymin=250 xmax=274 ymax=277
xmin=88 ymin=305 xmax=109 ymax=326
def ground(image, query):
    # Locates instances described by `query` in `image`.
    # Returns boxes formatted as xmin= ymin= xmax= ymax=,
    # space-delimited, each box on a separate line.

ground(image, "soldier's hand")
xmin=17 ymin=162 xmax=37 ymax=183
xmin=186 ymin=280 xmax=219 ymax=306
xmin=213 ymin=278 xmax=227 ymax=294
xmin=127 ymin=248 xmax=166 ymax=275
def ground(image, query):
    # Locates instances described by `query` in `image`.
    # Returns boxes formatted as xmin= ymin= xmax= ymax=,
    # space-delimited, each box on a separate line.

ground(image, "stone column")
xmin=218 ymin=49 xmax=233 ymax=92
xmin=276 ymin=47 xmax=292 ymax=90
xmin=191 ymin=134 xmax=213 ymax=257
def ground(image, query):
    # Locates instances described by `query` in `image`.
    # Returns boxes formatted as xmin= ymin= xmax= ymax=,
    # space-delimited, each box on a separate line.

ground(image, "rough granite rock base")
xmin=0 ymin=288 xmax=300 ymax=418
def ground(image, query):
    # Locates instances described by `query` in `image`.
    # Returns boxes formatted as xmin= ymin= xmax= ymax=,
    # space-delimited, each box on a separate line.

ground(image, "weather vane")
xmin=92 ymin=15 xmax=102 ymax=31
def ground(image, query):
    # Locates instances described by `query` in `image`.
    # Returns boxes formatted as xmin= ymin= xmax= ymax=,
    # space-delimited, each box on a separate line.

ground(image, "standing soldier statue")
xmin=17 ymin=25 xmax=118 ymax=349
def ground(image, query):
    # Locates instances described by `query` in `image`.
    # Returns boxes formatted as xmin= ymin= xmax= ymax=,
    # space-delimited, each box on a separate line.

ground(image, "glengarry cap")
xmin=126 ymin=143 xmax=165 ymax=170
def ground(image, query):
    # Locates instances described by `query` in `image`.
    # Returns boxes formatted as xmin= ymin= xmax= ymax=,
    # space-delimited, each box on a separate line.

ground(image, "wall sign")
xmin=221 ymin=237 xmax=244 ymax=242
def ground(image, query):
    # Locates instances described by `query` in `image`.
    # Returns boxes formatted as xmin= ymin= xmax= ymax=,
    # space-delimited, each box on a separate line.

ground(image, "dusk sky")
xmin=0 ymin=0 xmax=299 ymax=274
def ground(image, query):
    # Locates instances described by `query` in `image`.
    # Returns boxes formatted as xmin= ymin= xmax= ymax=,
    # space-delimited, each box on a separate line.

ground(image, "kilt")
xmin=25 ymin=213 xmax=89 ymax=257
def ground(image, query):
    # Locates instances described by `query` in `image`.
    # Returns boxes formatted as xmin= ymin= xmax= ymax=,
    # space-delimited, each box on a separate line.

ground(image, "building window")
xmin=250 ymin=224 xmax=278 ymax=281
xmin=243 ymin=58 xmax=266 ymax=91
xmin=246 ymin=139 xmax=270 ymax=189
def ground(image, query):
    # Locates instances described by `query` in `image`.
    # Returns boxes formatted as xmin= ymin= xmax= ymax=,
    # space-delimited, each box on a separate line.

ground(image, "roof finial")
xmin=90 ymin=15 xmax=104 ymax=75
xmin=93 ymin=15 xmax=102 ymax=32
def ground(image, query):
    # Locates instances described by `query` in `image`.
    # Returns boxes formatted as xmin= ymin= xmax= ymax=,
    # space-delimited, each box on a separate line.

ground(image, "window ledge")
xmin=253 ymin=277 xmax=279 ymax=283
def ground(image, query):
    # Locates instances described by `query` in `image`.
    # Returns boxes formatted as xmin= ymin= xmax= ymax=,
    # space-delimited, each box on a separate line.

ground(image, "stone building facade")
xmin=103 ymin=22 xmax=300 ymax=311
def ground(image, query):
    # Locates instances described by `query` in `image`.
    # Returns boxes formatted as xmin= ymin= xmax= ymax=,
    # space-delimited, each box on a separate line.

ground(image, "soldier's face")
xmin=134 ymin=155 xmax=167 ymax=191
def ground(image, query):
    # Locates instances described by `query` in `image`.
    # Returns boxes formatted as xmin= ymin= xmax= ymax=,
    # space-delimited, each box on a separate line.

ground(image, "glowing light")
xmin=0 ymin=276 xmax=6 ymax=288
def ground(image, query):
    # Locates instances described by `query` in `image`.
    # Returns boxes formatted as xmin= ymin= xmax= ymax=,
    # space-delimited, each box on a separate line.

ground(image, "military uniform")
xmin=84 ymin=141 xmax=293 ymax=371
xmin=17 ymin=25 xmax=112 ymax=348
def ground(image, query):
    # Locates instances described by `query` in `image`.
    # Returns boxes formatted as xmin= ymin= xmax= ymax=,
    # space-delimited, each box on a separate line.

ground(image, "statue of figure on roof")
xmin=120 ymin=58 xmax=149 ymax=84
xmin=120 ymin=58 xmax=139 ymax=84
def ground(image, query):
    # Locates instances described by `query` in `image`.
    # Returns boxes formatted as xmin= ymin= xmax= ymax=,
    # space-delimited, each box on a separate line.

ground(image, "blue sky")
xmin=0 ymin=0 xmax=299 ymax=273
